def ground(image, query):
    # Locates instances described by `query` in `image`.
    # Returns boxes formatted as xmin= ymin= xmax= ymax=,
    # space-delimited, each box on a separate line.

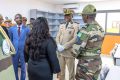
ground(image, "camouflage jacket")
xmin=73 ymin=21 xmax=104 ymax=58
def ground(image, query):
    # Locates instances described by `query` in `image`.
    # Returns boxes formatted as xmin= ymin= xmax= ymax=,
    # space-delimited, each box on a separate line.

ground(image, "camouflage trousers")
xmin=75 ymin=56 xmax=102 ymax=80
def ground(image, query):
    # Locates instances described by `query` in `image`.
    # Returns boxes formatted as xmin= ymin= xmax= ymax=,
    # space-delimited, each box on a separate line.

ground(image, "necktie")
xmin=18 ymin=27 xmax=20 ymax=36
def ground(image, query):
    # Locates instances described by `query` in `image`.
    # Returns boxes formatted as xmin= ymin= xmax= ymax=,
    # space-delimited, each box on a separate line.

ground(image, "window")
xmin=107 ymin=13 xmax=120 ymax=33
xmin=96 ymin=10 xmax=120 ymax=34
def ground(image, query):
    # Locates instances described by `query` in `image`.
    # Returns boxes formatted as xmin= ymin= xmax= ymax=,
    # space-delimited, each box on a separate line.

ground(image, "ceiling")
xmin=42 ymin=0 xmax=119 ymax=5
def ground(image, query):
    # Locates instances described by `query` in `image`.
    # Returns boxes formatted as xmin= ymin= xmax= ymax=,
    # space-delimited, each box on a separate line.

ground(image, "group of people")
xmin=0 ymin=4 xmax=105 ymax=80
xmin=56 ymin=4 xmax=104 ymax=80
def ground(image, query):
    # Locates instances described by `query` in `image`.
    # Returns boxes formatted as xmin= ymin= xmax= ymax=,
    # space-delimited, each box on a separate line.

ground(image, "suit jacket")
xmin=56 ymin=22 xmax=79 ymax=57
xmin=9 ymin=25 xmax=30 ymax=53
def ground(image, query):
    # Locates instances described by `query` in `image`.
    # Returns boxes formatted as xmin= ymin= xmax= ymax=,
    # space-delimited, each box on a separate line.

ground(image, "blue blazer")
xmin=9 ymin=25 xmax=30 ymax=53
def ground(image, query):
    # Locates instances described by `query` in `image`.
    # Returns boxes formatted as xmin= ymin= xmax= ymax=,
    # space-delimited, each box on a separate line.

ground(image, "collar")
xmin=66 ymin=21 xmax=73 ymax=24
xmin=70 ymin=20 xmax=73 ymax=24
xmin=17 ymin=24 xmax=22 ymax=28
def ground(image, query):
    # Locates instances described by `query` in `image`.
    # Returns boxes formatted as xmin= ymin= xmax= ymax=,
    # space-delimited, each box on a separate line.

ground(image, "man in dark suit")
xmin=9 ymin=14 xmax=30 ymax=80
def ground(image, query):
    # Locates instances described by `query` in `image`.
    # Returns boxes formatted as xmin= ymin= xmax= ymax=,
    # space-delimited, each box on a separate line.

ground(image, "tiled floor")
xmin=101 ymin=55 xmax=114 ymax=68
xmin=18 ymin=55 xmax=114 ymax=80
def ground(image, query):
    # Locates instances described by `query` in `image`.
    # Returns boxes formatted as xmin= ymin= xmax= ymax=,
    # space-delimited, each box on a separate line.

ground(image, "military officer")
xmin=74 ymin=4 xmax=105 ymax=80
xmin=56 ymin=9 xmax=79 ymax=80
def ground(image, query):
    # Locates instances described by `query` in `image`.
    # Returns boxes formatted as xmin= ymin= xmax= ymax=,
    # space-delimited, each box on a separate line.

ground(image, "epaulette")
xmin=74 ymin=22 xmax=80 ymax=24
xmin=60 ymin=22 xmax=66 ymax=24
xmin=74 ymin=22 xmax=79 ymax=24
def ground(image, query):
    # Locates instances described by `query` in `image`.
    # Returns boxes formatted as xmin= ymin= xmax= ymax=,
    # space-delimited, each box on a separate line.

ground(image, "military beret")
xmin=63 ymin=8 xmax=74 ymax=15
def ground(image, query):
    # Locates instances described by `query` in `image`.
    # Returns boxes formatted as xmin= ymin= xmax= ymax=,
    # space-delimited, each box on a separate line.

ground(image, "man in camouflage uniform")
xmin=73 ymin=4 xmax=105 ymax=80
xmin=0 ymin=14 xmax=16 ymax=80
xmin=56 ymin=9 xmax=79 ymax=80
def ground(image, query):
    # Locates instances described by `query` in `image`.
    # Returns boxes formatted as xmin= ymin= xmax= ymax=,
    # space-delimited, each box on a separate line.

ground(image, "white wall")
xmin=59 ymin=1 xmax=120 ymax=13
xmin=1 ymin=0 xmax=120 ymax=23
xmin=78 ymin=1 xmax=120 ymax=12
xmin=59 ymin=1 xmax=120 ymax=30
xmin=54 ymin=5 xmax=63 ymax=13
xmin=77 ymin=1 xmax=120 ymax=30
xmin=0 ymin=0 xmax=58 ymax=23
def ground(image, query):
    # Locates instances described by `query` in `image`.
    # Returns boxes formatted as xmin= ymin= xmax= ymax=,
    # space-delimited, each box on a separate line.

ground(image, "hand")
xmin=57 ymin=44 xmax=64 ymax=52
xmin=56 ymin=78 xmax=60 ymax=80
xmin=81 ymin=42 xmax=87 ymax=48
xmin=57 ymin=72 xmax=61 ymax=80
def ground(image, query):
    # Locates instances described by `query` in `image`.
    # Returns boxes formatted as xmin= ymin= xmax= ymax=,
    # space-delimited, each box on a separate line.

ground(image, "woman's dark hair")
xmin=26 ymin=17 xmax=51 ymax=60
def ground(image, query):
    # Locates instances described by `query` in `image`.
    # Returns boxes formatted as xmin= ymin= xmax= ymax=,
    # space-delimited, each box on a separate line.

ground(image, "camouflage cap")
xmin=63 ymin=8 xmax=74 ymax=15
xmin=81 ymin=4 xmax=96 ymax=15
